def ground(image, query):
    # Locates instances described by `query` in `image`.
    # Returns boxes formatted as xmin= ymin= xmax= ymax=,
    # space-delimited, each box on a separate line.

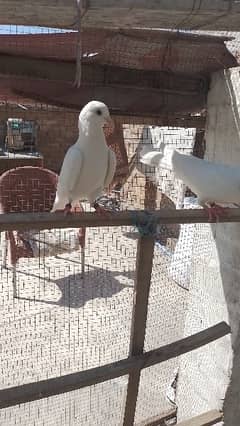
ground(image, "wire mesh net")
xmin=0 ymin=77 xmax=200 ymax=425
xmin=0 ymin=223 xmax=136 ymax=366
xmin=0 ymin=21 xmax=234 ymax=426
xmin=0 ymin=378 xmax=128 ymax=426
xmin=0 ymin=223 xmax=199 ymax=425
xmin=0 ymin=115 xmax=197 ymax=425
xmin=134 ymin=240 xmax=188 ymax=423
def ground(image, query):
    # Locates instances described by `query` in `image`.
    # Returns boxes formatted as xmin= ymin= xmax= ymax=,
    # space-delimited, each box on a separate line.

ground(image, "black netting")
xmin=0 ymin=22 xmax=235 ymax=426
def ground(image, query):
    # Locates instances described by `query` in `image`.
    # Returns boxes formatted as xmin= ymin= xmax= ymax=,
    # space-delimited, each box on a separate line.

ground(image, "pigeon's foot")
xmin=64 ymin=203 xmax=72 ymax=216
xmin=205 ymin=203 xmax=229 ymax=222
xmin=92 ymin=202 xmax=111 ymax=217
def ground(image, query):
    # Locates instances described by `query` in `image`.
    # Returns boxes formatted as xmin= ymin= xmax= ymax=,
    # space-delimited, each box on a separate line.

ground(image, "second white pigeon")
xmin=51 ymin=100 xmax=116 ymax=213
xmin=140 ymin=143 xmax=240 ymax=217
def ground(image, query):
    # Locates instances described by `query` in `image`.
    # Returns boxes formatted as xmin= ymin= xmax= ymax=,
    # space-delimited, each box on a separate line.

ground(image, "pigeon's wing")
xmin=58 ymin=146 xmax=83 ymax=195
xmin=104 ymin=148 xmax=117 ymax=187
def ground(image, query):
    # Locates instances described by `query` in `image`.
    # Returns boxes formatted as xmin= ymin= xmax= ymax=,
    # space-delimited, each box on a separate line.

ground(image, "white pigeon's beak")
xmin=103 ymin=116 xmax=115 ymax=136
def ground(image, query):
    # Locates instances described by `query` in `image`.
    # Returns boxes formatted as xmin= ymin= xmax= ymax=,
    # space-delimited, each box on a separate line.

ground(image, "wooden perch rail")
xmin=8 ymin=78 xmax=206 ymax=119
xmin=0 ymin=55 xmax=205 ymax=95
xmin=136 ymin=409 xmax=177 ymax=426
xmin=177 ymin=409 xmax=223 ymax=426
xmin=0 ymin=322 xmax=230 ymax=409
xmin=0 ymin=55 xmax=207 ymax=118
xmin=0 ymin=0 xmax=240 ymax=30
xmin=1 ymin=208 xmax=240 ymax=232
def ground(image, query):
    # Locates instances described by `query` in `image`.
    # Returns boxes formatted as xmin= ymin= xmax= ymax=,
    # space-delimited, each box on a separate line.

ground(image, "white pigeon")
xmin=51 ymin=100 xmax=116 ymax=214
xmin=140 ymin=143 xmax=240 ymax=220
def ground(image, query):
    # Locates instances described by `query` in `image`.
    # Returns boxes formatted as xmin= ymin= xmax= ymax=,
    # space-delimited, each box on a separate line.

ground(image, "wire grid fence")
xmin=0 ymin=22 xmax=227 ymax=426
xmin=0 ymin=221 xmax=191 ymax=425
xmin=0 ymin=106 xmax=201 ymax=426
xmin=0 ymin=22 xmax=235 ymax=125
xmin=0 ymin=223 xmax=134 ymax=425
xmin=0 ymin=24 xmax=233 ymax=71
xmin=173 ymin=221 xmax=229 ymax=422
xmin=0 ymin=205 xmax=231 ymax=426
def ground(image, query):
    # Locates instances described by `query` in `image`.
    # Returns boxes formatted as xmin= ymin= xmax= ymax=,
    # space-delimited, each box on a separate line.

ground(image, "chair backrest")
xmin=0 ymin=166 xmax=57 ymax=213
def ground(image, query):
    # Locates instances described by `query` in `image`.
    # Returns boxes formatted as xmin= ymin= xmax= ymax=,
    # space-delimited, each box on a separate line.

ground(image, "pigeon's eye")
xmin=96 ymin=109 xmax=102 ymax=116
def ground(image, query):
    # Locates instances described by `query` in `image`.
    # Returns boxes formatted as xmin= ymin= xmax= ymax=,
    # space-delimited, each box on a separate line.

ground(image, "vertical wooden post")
xmin=144 ymin=177 xmax=157 ymax=211
xmin=123 ymin=234 xmax=155 ymax=426
xmin=192 ymin=129 xmax=206 ymax=159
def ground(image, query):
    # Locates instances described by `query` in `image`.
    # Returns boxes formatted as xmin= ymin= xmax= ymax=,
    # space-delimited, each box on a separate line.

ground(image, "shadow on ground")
xmin=14 ymin=264 xmax=135 ymax=308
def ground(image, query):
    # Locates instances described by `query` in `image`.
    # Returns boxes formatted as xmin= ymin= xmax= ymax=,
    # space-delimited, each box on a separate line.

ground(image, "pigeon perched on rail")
xmin=51 ymin=100 xmax=116 ymax=214
xmin=140 ymin=143 xmax=240 ymax=221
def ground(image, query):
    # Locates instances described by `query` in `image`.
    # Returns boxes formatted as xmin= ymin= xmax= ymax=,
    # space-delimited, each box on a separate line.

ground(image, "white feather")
xmin=104 ymin=149 xmax=117 ymax=187
xmin=140 ymin=143 xmax=240 ymax=206
xmin=51 ymin=101 xmax=116 ymax=212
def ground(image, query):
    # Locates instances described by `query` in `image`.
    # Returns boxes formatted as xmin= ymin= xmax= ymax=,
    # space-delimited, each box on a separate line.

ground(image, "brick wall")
xmin=0 ymin=108 xmax=79 ymax=173
xmin=0 ymin=108 xmax=129 ymax=185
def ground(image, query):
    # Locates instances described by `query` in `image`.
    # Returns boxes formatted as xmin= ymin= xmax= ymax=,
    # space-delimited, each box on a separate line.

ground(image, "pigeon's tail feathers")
xmin=51 ymin=203 xmax=58 ymax=213
xmin=140 ymin=150 xmax=163 ymax=167
xmin=51 ymin=199 xmax=60 ymax=213
xmin=51 ymin=193 xmax=67 ymax=212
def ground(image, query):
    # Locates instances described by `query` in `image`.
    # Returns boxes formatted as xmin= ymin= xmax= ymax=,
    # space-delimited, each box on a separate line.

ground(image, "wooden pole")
xmin=176 ymin=409 xmax=223 ymax=426
xmin=0 ymin=322 xmax=230 ymax=409
xmin=0 ymin=55 xmax=204 ymax=96
xmin=7 ymin=78 xmax=206 ymax=119
xmin=123 ymin=235 xmax=155 ymax=425
xmin=0 ymin=209 xmax=240 ymax=232
xmin=0 ymin=0 xmax=240 ymax=30
xmin=0 ymin=104 xmax=206 ymax=128
xmin=135 ymin=408 xmax=177 ymax=426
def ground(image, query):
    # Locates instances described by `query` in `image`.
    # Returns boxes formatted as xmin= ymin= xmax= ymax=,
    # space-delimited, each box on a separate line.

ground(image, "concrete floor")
xmin=0 ymin=226 xmax=187 ymax=425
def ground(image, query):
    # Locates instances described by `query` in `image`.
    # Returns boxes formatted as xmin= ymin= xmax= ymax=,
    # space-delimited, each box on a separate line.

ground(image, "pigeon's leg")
xmin=92 ymin=201 xmax=111 ymax=217
xmin=204 ymin=202 xmax=229 ymax=222
xmin=89 ymin=188 xmax=112 ymax=216
xmin=64 ymin=203 xmax=72 ymax=215
xmin=77 ymin=203 xmax=86 ymax=278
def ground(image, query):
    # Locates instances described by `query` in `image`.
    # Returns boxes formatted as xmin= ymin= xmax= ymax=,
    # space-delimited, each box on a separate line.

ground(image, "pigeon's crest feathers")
xmin=78 ymin=100 xmax=111 ymax=132
xmin=140 ymin=150 xmax=163 ymax=167
xmin=140 ymin=141 xmax=167 ymax=166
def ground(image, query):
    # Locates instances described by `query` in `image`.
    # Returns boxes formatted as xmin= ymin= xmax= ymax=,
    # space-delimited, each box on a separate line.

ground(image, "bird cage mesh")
xmin=0 ymin=22 xmax=235 ymax=426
